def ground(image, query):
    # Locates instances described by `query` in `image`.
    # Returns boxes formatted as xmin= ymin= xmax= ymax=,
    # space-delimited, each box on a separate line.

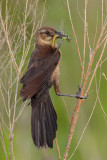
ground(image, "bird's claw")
xmin=76 ymin=86 xmax=88 ymax=99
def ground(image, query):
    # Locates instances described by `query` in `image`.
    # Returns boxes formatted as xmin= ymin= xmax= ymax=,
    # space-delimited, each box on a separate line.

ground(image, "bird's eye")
xmin=46 ymin=31 xmax=50 ymax=34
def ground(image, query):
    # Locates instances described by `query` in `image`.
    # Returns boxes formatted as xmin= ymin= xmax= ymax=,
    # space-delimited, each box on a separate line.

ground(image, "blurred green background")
xmin=0 ymin=0 xmax=107 ymax=160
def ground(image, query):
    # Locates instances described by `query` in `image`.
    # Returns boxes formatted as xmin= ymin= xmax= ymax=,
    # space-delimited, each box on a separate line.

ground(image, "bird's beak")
xmin=52 ymin=31 xmax=70 ymax=47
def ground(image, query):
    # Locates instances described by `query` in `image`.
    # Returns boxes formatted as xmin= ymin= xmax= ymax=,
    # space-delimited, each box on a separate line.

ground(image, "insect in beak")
xmin=52 ymin=31 xmax=71 ymax=47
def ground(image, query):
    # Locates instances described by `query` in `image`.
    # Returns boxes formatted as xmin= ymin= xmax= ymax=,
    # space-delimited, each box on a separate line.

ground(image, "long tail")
xmin=31 ymin=91 xmax=57 ymax=148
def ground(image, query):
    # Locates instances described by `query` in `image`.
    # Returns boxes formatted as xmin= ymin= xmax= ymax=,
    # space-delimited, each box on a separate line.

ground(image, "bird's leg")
xmin=55 ymin=85 xmax=88 ymax=99
xmin=75 ymin=86 xmax=88 ymax=99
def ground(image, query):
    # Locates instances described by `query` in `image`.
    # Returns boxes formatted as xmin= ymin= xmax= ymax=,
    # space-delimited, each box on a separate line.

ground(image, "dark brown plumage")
xmin=20 ymin=26 xmax=87 ymax=148
xmin=20 ymin=27 xmax=62 ymax=148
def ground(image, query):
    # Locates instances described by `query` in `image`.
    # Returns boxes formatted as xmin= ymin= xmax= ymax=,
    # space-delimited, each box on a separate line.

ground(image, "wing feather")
xmin=20 ymin=51 xmax=60 ymax=99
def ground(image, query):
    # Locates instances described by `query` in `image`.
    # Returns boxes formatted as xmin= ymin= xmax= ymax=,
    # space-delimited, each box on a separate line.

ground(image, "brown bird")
xmin=20 ymin=26 xmax=87 ymax=148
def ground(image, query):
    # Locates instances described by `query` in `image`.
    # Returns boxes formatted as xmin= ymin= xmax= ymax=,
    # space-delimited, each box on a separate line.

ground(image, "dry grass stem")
xmin=55 ymin=138 xmax=61 ymax=160
xmin=68 ymin=61 xmax=102 ymax=160
xmin=102 ymin=0 xmax=104 ymax=27
xmin=66 ymin=0 xmax=84 ymax=77
xmin=0 ymin=11 xmax=22 ymax=78
xmin=102 ymin=72 xmax=107 ymax=80
xmin=86 ymin=34 xmax=107 ymax=94
xmin=62 ymin=97 xmax=71 ymax=123
xmin=0 ymin=124 xmax=8 ymax=160
xmin=63 ymin=0 xmax=107 ymax=159
xmin=0 ymin=0 xmax=48 ymax=159
xmin=81 ymin=0 xmax=88 ymax=85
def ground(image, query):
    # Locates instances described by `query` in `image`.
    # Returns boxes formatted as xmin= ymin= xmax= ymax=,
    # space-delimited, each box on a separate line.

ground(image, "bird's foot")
xmin=75 ymin=86 xmax=88 ymax=99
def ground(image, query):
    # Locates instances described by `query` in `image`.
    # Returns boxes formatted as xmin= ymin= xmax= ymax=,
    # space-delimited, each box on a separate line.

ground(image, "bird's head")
xmin=36 ymin=26 xmax=69 ymax=47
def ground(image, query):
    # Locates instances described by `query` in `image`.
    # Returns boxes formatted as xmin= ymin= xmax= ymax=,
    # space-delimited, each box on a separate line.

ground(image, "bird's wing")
xmin=20 ymin=51 xmax=60 ymax=99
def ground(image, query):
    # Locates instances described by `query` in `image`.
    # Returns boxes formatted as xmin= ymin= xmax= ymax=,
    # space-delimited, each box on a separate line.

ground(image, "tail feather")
xmin=31 ymin=91 xmax=57 ymax=148
xmin=49 ymin=100 xmax=57 ymax=131
xmin=45 ymin=105 xmax=56 ymax=147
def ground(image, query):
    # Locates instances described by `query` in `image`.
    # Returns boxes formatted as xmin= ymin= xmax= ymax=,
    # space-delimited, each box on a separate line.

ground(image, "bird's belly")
xmin=50 ymin=65 xmax=60 ymax=85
